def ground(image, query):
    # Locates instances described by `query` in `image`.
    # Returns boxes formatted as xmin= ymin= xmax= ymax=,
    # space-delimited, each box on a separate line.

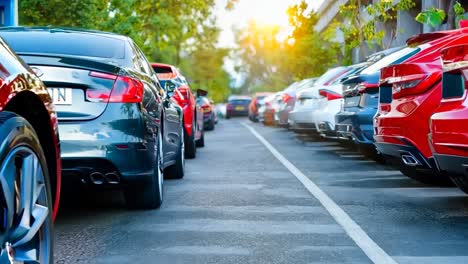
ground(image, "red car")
xmin=151 ymin=63 xmax=204 ymax=158
xmin=0 ymin=37 xmax=61 ymax=263
xmin=374 ymin=27 xmax=468 ymax=185
xmin=430 ymin=44 xmax=468 ymax=192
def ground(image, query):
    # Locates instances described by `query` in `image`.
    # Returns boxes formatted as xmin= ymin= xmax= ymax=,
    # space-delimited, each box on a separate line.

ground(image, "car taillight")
xmin=201 ymin=104 xmax=211 ymax=113
xmin=174 ymin=86 xmax=190 ymax=106
xmin=282 ymin=93 xmax=293 ymax=103
xmin=380 ymin=63 xmax=442 ymax=99
xmin=357 ymin=82 xmax=379 ymax=93
xmin=88 ymin=72 xmax=144 ymax=103
xmin=318 ymin=89 xmax=343 ymax=101
xmin=227 ymin=103 xmax=234 ymax=110
xmin=441 ymin=44 xmax=468 ymax=99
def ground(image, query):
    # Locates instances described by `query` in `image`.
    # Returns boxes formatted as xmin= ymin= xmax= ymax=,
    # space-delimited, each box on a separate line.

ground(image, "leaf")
xmin=454 ymin=1 xmax=465 ymax=16
xmin=415 ymin=8 xmax=446 ymax=28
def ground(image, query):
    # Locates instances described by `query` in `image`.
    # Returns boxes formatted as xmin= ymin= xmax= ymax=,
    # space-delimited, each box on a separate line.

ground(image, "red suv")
xmin=151 ymin=63 xmax=203 ymax=158
xmin=374 ymin=27 xmax=468 ymax=185
xmin=430 ymin=44 xmax=468 ymax=192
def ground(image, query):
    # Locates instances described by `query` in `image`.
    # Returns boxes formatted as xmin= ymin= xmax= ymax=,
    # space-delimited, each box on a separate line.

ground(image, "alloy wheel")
xmin=0 ymin=146 xmax=51 ymax=263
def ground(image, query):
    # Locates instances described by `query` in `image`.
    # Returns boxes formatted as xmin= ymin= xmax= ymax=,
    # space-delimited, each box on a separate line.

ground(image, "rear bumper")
xmin=434 ymin=154 xmax=468 ymax=176
xmin=59 ymin=104 xmax=156 ymax=185
xmin=318 ymin=122 xmax=337 ymax=138
xmin=227 ymin=110 xmax=249 ymax=116
xmin=374 ymin=141 xmax=435 ymax=170
xmin=203 ymin=112 xmax=214 ymax=122
xmin=335 ymin=109 xmax=375 ymax=145
xmin=290 ymin=121 xmax=317 ymax=133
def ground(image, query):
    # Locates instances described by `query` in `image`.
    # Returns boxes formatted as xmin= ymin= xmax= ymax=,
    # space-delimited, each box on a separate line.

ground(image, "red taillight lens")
xmin=110 ymin=76 xmax=144 ymax=103
xmin=282 ymin=93 xmax=293 ymax=103
xmin=357 ymin=82 xmax=379 ymax=93
xmin=319 ymin=89 xmax=343 ymax=100
xmin=88 ymin=72 xmax=144 ymax=103
xmin=173 ymin=86 xmax=190 ymax=106
xmin=201 ymin=104 xmax=211 ymax=113
xmin=380 ymin=63 xmax=442 ymax=99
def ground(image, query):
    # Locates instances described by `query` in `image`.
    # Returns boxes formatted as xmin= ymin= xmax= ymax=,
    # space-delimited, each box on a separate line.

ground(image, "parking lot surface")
xmin=55 ymin=119 xmax=468 ymax=264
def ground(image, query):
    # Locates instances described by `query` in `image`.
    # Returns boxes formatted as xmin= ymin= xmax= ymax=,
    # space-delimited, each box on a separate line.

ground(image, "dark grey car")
xmin=0 ymin=27 xmax=185 ymax=209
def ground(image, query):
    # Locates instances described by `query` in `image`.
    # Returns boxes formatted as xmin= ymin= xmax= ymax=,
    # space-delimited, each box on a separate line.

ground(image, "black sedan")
xmin=0 ymin=27 xmax=185 ymax=209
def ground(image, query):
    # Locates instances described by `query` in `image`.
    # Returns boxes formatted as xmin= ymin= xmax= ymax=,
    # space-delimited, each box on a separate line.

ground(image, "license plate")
xmin=235 ymin=106 xmax=245 ymax=111
xmin=48 ymin=88 xmax=72 ymax=105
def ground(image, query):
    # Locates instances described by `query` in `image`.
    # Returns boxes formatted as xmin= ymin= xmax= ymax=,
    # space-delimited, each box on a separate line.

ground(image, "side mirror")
xmin=197 ymin=89 xmax=208 ymax=97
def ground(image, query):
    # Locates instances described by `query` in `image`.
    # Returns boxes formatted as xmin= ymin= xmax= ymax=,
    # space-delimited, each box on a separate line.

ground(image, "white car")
xmin=288 ymin=66 xmax=349 ymax=133
xmin=312 ymin=63 xmax=369 ymax=138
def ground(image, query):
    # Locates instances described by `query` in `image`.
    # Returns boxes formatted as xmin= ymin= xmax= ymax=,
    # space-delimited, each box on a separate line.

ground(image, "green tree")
xmin=234 ymin=0 xmax=340 ymax=94
xmin=19 ymin=0 xmax=108 ymax=28
xmin=338 ymin=0 xmax=415 ymax=62
xmin=18 ymin=0 xmax=236 ymax=102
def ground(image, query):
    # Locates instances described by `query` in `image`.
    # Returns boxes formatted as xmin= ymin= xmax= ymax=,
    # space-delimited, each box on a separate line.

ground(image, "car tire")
xmin=184 ymin=123 xmax=197 ymax=159
xmin=450 ymin=174 xmax=468 ymax=194
xmin=196 ymin=129 xmax=205 ymax=148
xmin=206 ymin=118 xmax=215 ymax=131
xmin=166 ymin=126 xmax=185 ymax=179
xmin=125 ymin=128 xmax=164 ymax=209
xmin=0 ymin=112 xmax=53 ymax=264
xmin=358 ymin=145 xmax=386 ymax=164
xmin=399 ymin=167 xmax=453 ymax=187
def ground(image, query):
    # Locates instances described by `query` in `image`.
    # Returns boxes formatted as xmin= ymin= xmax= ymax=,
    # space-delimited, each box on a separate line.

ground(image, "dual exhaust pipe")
xmin=87 ymin=172 xmax=121 ymax=185
xmin=401 ymin=153 xmax=421 ymax=166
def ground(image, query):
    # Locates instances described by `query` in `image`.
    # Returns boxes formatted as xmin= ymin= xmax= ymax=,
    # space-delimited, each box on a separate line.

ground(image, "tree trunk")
xmin=447 ymin=0 xmax=456 ymax=29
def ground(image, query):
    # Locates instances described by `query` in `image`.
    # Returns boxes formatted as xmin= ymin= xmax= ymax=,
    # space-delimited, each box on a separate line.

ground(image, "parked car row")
xmin=253 ymin=23 xmax=468 ymax=195
xmin=0 ymin=26 xmax=215 ymax=263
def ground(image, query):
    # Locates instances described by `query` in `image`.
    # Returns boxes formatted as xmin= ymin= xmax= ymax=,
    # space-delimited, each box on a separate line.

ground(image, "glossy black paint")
xmin=0 ymin=27 xmax=183 ymax=187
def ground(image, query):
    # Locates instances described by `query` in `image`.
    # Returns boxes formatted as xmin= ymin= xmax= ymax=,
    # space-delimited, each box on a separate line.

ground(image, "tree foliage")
xmin=235 ymin=0 xmax=340 ymax=94
xmin=339 ymin=0 xmax=415 ymax=62
xmin=18 ymin=0 xmax=234 ymax=102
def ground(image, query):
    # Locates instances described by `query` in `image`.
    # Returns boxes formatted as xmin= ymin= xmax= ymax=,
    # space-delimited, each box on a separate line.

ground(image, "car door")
xmin=134 ymin=45 xmax=182 ymax=164
xmin=128 ymin=42 xmax=161 ymax=159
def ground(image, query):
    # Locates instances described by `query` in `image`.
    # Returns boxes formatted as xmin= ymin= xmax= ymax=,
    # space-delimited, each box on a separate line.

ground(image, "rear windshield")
xmin=0 ymin=31 xmax=125 ymax=59
xmin=315 ymin=67 xmax=348 ymax=86
xmin=361 ymin=47 xmax=420 ymax=75
xmin=153 ymin=66 xmax=173 ymax=74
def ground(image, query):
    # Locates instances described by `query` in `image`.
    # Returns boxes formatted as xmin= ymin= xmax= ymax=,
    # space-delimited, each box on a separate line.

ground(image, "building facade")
xmin=315 ymin=0 xmax=466 ymax=63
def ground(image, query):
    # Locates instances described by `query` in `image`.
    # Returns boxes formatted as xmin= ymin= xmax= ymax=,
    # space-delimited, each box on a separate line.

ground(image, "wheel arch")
xmin=4 ymin=91 xmax=60 ymax=219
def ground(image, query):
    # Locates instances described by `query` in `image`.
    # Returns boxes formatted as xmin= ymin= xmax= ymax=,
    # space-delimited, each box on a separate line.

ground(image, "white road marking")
xmin=242 ymin=122 xmax=398 ymax=264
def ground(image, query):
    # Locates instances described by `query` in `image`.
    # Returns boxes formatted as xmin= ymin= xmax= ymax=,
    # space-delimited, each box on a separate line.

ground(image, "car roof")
xmin=229 ymin=96 xmax=251 ymax=101
xmin=0 ymin=26 xmax=129 ymax=41
xmin=151 ymin=62 xmax=175 ymax=68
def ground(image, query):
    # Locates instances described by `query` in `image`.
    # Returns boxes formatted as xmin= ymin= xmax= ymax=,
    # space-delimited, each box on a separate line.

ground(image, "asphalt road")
xmin=55 ymin=118 xmax=468 ymax=264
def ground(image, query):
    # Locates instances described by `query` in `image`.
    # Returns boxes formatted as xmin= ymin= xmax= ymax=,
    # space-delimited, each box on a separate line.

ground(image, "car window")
xmin=361 ymin=47 xmax=421 ymax=75
xmin=315 ymin=67 xmax=348 ymax=86
xmin=0 ymin=31 xmax=125 ymax=59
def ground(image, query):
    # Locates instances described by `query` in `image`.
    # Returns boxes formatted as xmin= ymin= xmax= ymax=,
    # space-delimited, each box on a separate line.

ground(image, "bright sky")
xmin=215 ymin=0 xmax=324 ymax=48
xmin=214 ymin=0 xmax=324 ymax=86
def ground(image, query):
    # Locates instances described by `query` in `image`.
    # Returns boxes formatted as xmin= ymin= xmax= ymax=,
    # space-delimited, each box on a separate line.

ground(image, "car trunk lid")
xmin=21 ymin=54 xmax=123 ymax=121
